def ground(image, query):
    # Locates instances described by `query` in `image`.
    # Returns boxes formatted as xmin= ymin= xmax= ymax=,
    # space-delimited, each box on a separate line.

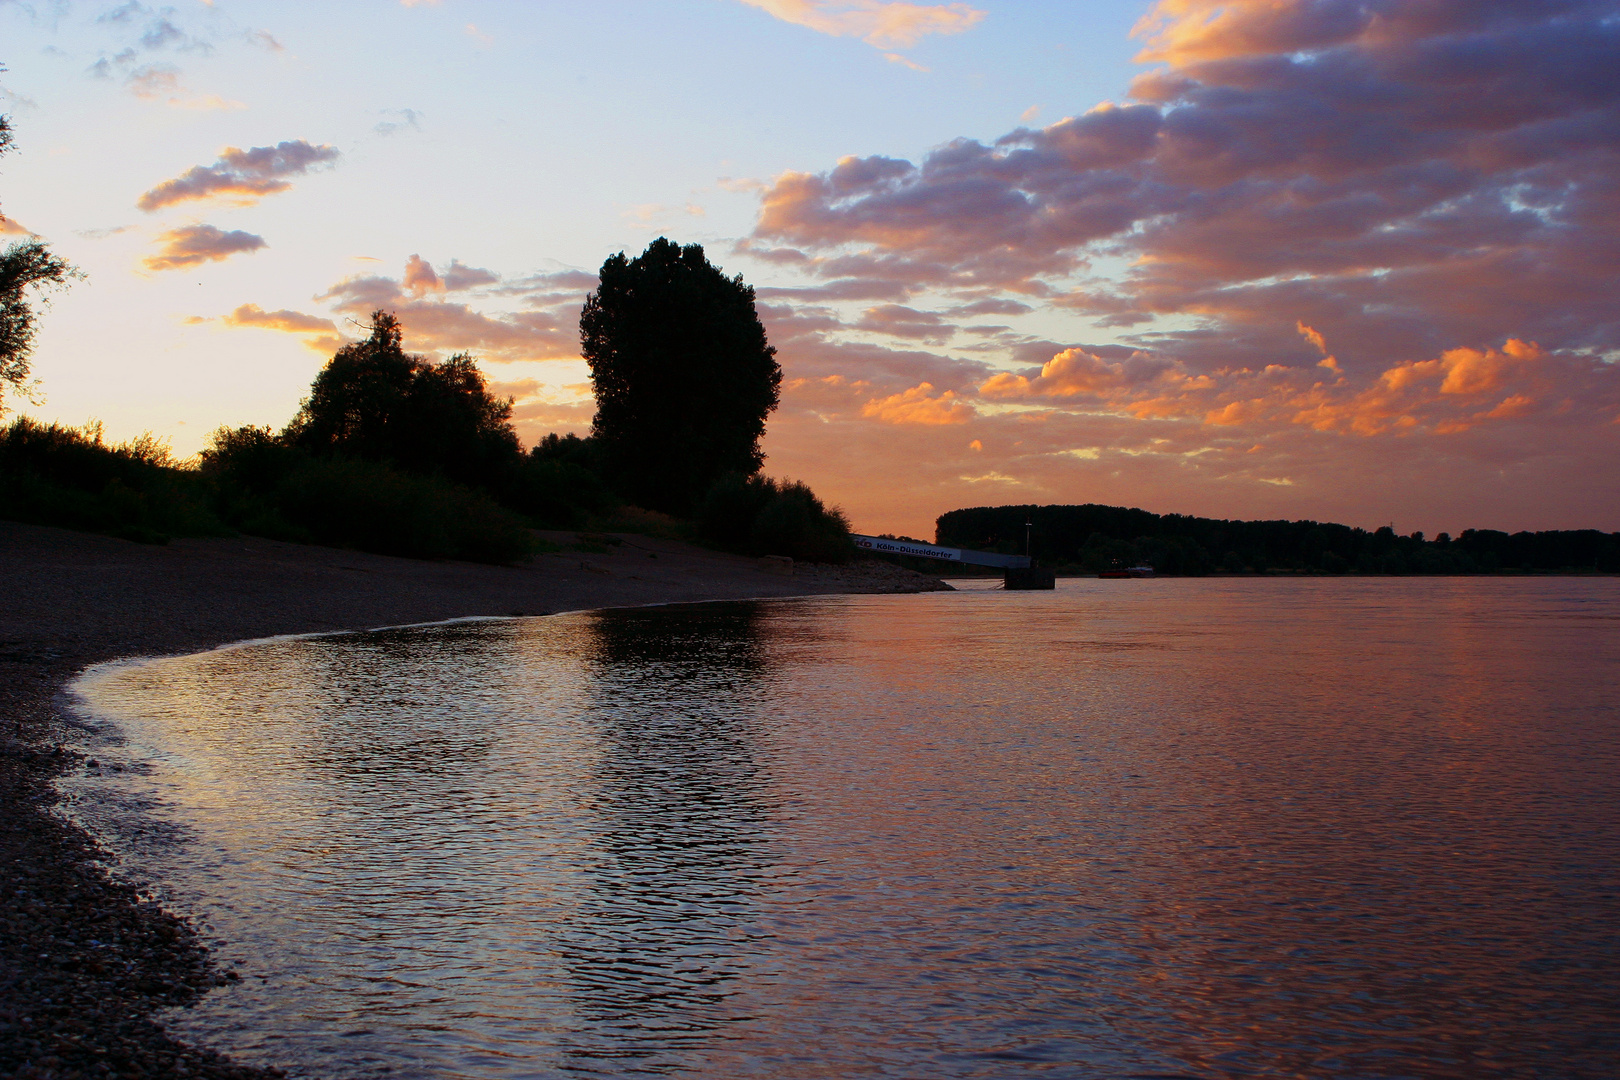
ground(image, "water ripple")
xmin=63 ymin=578 xmax=1620 ymax=1079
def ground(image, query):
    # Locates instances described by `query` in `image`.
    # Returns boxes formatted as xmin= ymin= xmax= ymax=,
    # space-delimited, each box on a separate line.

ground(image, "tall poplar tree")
xmin=581 ymin=238 xmax=781 ymax=514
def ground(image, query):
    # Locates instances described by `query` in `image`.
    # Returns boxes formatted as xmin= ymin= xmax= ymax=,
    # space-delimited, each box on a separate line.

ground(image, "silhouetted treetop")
xmin=582 ymin=237 xmax=780 ymax=514
xmin=285 ymin=310 xmax=521 ymax=484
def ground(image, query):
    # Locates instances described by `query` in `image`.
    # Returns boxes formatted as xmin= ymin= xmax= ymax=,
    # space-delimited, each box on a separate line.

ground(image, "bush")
xmin=698 ymin=472 xmax=777 ymax=545
xmin=499 ymin=456 xmax=618 ymax=528
xmin=0 ymin=417 xmax=223 ymax=542
xmin=201 ymin=425 xmax=535 ymax=564
xmin=697 ymin=473 xmax=852 ymax=563
xmin=276 ymin=458 xmax=535 ymax=564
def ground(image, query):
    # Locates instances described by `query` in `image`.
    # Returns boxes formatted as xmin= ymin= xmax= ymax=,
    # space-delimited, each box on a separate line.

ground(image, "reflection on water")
xmin=557 ymin=606 xmax=779 ymax=1070
xmin=63 ymin=579 xmax=1620 ymax=1078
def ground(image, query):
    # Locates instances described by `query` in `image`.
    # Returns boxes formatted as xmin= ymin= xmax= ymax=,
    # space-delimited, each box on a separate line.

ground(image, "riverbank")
xmin=0 ymin=520 xmax=949 ymax=1079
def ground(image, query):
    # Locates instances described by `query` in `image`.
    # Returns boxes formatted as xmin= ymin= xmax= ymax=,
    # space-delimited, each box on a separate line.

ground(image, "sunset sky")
xmin=2 ymin=0 xmax=1616 ymax=539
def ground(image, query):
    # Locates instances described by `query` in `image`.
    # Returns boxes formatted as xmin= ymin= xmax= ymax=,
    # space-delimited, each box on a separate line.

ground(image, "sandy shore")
xmin=0 ymin=520 xmax=949 ymax=1078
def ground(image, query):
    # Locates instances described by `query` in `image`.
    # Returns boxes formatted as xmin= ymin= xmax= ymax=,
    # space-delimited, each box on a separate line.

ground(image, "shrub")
xmin=201 ymin=425 xmax=535 ymax=564
xmin=500 ymin=456 xmax=618 ymax=528
xmin=698 ymin=473 xmax=852 ymax=563
xmin=0 ymin=417 xmax=223 ymax=542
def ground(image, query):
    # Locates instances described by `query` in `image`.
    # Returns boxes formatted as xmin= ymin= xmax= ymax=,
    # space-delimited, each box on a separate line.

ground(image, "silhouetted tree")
xmin=285 ymin=311 xmax=522 ymax=485
xmin=581 ymin=237 xmax=780 ymax=514
xmin=0 ymin=110 xmax=79 ymax=412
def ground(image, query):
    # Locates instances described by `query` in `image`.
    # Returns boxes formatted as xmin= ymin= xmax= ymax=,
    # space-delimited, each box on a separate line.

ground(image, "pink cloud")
xmin=403 ymin=254 xmax=443 ymax=296
xmin=738 ymin=1 xmax=985 ymax=49
xmin=137 ymin=140 xmax=341 ymax=211
xmin=852 ymin=303 xmax=954 ymax=343
xmin=739 ymin=0 xmax=1620 ymax=535
xmin=142 ymin=224 xmax=265 ymax=270
xmin=312 ymin=259 xmax=589 ymax=364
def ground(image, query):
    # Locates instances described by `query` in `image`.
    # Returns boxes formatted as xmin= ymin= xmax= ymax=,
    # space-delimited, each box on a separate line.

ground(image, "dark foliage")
xmin=285 ymin=311 xmax=521 ymax=487
xmin=503 ymin=456 xmax=617 ymax=528
xmin=697 ymin=473 xmax=853 ymax=563
xmin=582 ymin=238 xmax=781 ymax=514
xmin=0 ymin=417 xmax=223 ymax=543
xmin=503 ymin=432 xmax=618 ymax=527
xmin=1 ymin=113 xmax=80 ymax=409
xmin=937 ymin=503 xmax=1620 ymax=575
xmin=0 ymin=416 xmax=535 ymax=563
xmin=531 ymin=431 xmax=602 ymax=471
xmin=200 ymin=425 xmax=535 ymax=563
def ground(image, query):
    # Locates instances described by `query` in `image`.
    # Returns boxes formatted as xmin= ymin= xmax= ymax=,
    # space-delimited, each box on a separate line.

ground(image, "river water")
xmin=63 ymin=578 xmax=1620 ymax=1078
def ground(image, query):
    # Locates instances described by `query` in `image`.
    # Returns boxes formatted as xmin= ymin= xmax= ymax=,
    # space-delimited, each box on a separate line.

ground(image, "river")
xmin=62 ymin=577 xmax=1620 ymax=1078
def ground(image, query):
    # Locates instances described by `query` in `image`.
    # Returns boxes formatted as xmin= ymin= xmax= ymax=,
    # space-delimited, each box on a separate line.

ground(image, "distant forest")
xmin=935 ymin=504 xmax=1620 ymax=575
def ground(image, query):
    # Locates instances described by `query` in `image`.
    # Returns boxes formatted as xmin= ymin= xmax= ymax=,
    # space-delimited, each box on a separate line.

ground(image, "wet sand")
xmin=0 ymin=521 xmax=948 ymax=1078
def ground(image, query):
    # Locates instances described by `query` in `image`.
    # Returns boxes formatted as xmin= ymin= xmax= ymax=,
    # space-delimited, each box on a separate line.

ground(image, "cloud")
xmin=853 ymin=303 xmax=954 ymax=343
xmin=1296 ymin=322 xmax=1328 ymax=355
xmin=244 ymin=29 xmax=284 ymax=52
xmin=737 ymin=0 xmax=985 ymax=49
xmin=307 ymin=257 xmax=590 ymax=364
xmin=143 ymin=224 xmax=266 ymax=271
xmin=487 ymin=378 xmax=542 ymax=400
xmin=737 ymin=0 xmax=1620 ymax=537
xmin=137 ymin=140 xmax=341 ymax=211
xmin=884 ymin=53 xmax=928 ymax=71
xmin=374 ymin=108 xmax=422 ymax=136
xmin=221 ymin=304 xmax=337 ymax=334
xmin=401 ymin=255 xmax=502 ymax=295
xmin=85 ymin=4 xmax=234 ymax=105
xmin=121 ymin=63 xmax=244 ymax=109
xmin=444 ymin=259 xmax=500 ymax=290
xmin=972 ymin=336 xmax=1619 ymax=442
xmin=215 ymin=303 xmax=344 ymax=352
xmin=753 ymin=2 xmax=1620 ymax=347
xmin=403 ymin=254 xmax=443 ymax=296
xmin=96 ymin=3 xmax=211 ymax=55
xmin=861 ymin=381 xmax=974 ymax=424
xmin=1 ymin=214 xmax=35 ymax=237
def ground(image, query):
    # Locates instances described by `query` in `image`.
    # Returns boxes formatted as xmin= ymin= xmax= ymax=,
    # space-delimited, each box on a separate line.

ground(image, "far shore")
xmin=0 ymin=520 xmax=949 ymax=1079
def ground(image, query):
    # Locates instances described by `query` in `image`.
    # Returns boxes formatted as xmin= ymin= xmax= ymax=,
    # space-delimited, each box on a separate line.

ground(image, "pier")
xmin=851 ymin=535 xmax=1055 ymax=589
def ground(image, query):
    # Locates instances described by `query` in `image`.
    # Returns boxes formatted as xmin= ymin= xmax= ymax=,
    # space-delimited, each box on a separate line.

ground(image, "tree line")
xmin=1 ymin=212 xmax=851 ymax=563
xmin=935 ymin=504 xmax=1620 ymax=575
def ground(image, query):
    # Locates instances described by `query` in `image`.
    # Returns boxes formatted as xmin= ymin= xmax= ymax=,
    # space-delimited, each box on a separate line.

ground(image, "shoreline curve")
xmin=0 ymin=519 xmax=949 ymax=1079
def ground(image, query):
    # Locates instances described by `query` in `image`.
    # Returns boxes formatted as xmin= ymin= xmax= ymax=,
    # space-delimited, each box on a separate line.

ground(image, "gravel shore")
xmin=0 ymin=520 xmax=949 ymax=1078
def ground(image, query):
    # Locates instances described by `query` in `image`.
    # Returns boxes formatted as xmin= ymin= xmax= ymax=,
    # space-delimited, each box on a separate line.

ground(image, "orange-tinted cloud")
xmin=137 ymin=140 xmax=340 ymax=211
xmin=122 ymin=64 xmax=244 ymax=110
xmin=216 ymin=303 xmax=343 ymax=353
xmin=738 ymin=0 xmax=985 ymax=49
xmin=970 ymin=337 xmax=1603 ymax=442
xmin=143 ymin=224 xmax=265 ymax=270
xmin=1296 ymin=321 xmax=1327 ymax=355
xmin=861 ymin=381 xmax=974 ymax=424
